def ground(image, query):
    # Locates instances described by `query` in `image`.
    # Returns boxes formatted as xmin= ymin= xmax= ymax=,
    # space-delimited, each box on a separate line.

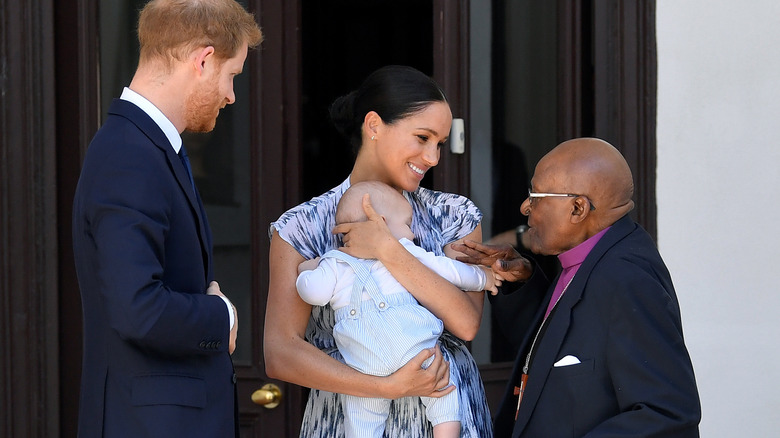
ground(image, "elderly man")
xmin=456 ymin=138 xmax=701 ymax=437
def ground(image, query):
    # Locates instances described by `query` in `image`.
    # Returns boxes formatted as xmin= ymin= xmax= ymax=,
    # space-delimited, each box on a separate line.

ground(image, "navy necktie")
xmin=178 ymin=146 xmax=197 ymax=193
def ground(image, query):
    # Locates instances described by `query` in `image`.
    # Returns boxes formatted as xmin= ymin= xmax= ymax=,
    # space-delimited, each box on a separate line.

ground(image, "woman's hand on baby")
xmin=385 ymin=346 xmax=455 ymax=399
xmin=332 ymin=193 xmax=397 ymax=259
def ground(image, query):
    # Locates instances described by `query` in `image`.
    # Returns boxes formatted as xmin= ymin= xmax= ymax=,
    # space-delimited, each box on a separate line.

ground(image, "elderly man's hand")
xmin=451 ymin=240 xmax=533 ymax=283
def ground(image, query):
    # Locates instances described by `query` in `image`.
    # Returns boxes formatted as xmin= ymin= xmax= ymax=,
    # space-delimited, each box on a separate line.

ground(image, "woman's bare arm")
xmin=263 ymin=230 xmax=453 ymax=398
xmin=333 ymin=195 xmax=486 ymax=340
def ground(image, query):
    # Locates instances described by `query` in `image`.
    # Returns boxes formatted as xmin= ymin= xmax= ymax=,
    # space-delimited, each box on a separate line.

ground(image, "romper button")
xmin=379 ymin=302 xmax=386 ymax=308
xmin=350 ymin=309 xmax=356 ymax=316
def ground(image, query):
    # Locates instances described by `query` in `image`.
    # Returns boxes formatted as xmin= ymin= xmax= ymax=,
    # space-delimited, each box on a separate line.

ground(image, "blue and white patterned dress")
xmin=270 ymin=177 xmax=493 ymax=438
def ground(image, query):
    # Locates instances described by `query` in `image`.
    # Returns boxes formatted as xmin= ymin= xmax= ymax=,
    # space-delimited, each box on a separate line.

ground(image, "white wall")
xmin=657 ymin=2 xmax=780 ymax=436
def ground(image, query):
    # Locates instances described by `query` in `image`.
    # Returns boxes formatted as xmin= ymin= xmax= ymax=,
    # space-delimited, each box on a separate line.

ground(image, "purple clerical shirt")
xmin=544 ymin=226 xmax=611 ymax=319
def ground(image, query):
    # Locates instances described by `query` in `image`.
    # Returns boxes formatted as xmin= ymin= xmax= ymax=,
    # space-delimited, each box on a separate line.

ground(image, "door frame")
xmin=242 ymin=0 xmax=306 ymax=435
xmin=52 ymin=0 xmax=101 ymax=436
xmin=431 ymin=0 xmax=472 ymax=195
xmin=1 ymin=0 xmax=61 ymax=436
xmin=558 ymin=0 xmax=658 ymax=236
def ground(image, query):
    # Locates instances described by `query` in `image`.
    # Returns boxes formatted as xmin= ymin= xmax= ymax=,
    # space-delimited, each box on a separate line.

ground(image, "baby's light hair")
xmin=336 ymin=181 xmax=400 ymax=225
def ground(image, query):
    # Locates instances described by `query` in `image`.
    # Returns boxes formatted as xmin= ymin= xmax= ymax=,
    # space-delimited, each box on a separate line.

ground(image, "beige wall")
xmin=657 ymin=1 xmax=780 ymax=436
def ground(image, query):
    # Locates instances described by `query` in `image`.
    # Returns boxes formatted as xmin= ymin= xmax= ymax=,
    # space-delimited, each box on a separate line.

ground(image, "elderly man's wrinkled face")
xmin=520 ymin=166 xmax=580 ymax=256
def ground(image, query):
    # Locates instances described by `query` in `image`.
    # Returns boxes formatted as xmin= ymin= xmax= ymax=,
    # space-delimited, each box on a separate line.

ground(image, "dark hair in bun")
xmin=329 ymin=65 xmax=448 ymax=154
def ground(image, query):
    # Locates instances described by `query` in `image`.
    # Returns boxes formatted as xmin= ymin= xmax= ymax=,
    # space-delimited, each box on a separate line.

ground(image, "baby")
xmin=296 ymin=180 xmax=498 ymax=438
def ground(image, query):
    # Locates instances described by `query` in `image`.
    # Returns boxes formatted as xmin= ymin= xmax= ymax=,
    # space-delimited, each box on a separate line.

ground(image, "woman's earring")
xmin=371 ymin=135 xmax=376 ymax=141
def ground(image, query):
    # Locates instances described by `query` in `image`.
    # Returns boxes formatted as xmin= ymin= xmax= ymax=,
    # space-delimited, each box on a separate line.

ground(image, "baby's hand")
xmin=480 ymin=266 xmax=503 ymax=295
xmin=297 ymin=257 xmax=321 ymax=274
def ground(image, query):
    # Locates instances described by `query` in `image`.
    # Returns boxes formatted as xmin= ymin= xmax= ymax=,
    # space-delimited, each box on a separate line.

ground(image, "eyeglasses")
xmin=527 ymin=189 xmax=596 ymax=210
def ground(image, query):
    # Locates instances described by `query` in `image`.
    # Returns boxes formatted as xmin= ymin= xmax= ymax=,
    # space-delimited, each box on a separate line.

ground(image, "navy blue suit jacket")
xmin=72 ymin=99 xmax=235 ymax=437
xmin=493 ymin=215 xmax=701 ymax=437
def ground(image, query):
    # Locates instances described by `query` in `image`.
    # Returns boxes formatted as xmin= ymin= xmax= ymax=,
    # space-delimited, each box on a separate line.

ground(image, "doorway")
xmin=247 ymin=1 xmax=471 ymax=436
xmin=300 ymin=0 xmax=434 ymax=200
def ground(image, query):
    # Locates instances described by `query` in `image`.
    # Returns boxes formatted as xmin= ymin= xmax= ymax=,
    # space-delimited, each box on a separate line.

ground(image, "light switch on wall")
xmin=450 ymin=118 xmax=465 ymax=154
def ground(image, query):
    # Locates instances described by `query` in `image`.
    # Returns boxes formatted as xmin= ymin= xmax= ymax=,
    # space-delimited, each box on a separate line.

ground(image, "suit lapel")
xmin=513 ymin=283 xmax=580 ymax=432
xmin=513 ymin=215 xmax=637 ymax=435
xmin=108 ymin=99 xmax=212 ymax=281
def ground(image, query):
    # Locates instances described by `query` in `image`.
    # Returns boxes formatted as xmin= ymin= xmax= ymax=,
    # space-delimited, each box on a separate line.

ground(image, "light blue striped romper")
xmin=324 ymin=250 xmax=456 ymax=437
xmin=270 ymin=177 xmax=494 ymax=438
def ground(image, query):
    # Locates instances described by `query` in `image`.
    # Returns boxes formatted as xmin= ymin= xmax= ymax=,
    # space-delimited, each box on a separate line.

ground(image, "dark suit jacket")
xmin=493 ymin=215 xmax=701 ymax=437
xmin=72 ymin=99 xmax=235 ymax=437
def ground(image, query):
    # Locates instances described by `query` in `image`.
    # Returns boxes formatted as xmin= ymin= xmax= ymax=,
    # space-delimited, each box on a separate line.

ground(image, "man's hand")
xmin=207 ymin=281 xmax=238 ymax=354
xmin=452 ymin=240 xmax=533 ymax=283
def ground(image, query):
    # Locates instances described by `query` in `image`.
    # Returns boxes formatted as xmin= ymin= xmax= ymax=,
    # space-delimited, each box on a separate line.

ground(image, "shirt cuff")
xmin=218 ymin=295 xmax=235 ymax=329
xmin=477 ymin=267 xmax=488 ymax=290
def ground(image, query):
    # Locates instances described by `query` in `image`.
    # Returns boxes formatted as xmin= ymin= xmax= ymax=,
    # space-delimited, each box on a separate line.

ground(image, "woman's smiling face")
xmin=372 ymin=101 xmax=452 ymax=192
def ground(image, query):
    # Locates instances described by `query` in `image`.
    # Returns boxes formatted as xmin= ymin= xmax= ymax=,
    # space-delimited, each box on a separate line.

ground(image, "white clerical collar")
xmin=120 ymin=87 xmax=182 ymax=153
